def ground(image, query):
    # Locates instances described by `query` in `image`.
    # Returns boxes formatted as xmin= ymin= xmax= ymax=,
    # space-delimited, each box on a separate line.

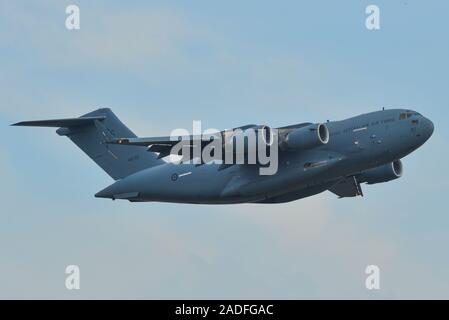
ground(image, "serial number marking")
xmin=174 ymin=304 xmax=274 ymax=317
xmin=219 ymin=304 xmax=274 ymax=316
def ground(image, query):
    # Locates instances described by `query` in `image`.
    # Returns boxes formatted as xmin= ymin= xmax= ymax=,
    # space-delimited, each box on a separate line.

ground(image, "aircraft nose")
xmin=420 ymin=116 xmax=434 ymax=141
xmin=421 ymin=116 xmax=434 ymax=140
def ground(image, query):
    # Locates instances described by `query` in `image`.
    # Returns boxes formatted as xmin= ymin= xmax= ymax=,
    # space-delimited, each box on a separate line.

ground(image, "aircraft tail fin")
xmin=12 ymin=108 xmax=163 ymax=180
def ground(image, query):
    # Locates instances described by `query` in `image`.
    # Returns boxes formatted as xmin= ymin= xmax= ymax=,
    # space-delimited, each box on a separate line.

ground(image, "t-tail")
xmin=12 ymin=108 xmax=163 ymax=180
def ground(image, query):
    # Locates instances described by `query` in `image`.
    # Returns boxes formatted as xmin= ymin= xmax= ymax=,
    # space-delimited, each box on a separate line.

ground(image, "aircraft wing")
xmin=107 ymin=123 xmax=271 ymax=147
xmin=107 ymin=135 xmax=216 ymax=160
xmin=108 ymin=122 xmax=319 ymax=162
xmin=108 ymin=135 xmax=205 ymax=146
xmin=328 ymin=176 xmax=363 ymax=198
xmin=107 ymin=124 xmax=264 ymax=161
xmin=276 ymin=122 xmax=313 ymax=129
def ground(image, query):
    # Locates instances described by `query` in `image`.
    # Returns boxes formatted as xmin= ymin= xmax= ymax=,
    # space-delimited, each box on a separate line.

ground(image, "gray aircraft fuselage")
xmin=93 ymin=109 xmax=433 ymax=204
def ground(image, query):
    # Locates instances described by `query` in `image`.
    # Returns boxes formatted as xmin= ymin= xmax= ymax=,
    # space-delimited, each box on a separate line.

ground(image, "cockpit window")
xmin=400 ymin=111 xmax=420 ymax=120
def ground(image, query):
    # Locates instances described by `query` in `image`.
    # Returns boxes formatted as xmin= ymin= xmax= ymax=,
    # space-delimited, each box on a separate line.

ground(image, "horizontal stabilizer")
xmin=11 ymin=116 xmax=106 ymax=128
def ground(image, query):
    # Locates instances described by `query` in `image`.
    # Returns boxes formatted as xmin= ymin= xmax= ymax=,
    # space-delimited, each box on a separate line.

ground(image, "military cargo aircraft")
xmin=12 ymin=108 xmax=433 ymax=204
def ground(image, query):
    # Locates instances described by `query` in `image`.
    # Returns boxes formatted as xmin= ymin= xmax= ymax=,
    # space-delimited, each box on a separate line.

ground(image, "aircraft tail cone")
xmin=95 ymin=180 xmax=140 ymax=200
xmin=95 ymin=185 xmax=115 ymax=199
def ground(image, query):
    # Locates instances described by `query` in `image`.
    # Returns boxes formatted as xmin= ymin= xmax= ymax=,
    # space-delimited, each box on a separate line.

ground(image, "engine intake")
xmin=360 ymin=160 xmax=403 ymax=184
xmin=222 ymin=125 xmax=273 ymax=154
xmin=281 ymin=123 xmax=329 ymax=150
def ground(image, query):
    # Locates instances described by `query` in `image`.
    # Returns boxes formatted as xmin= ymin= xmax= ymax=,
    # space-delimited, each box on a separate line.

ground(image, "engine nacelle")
xmin=360 ymin=160 xmax=403 ymax=184
xmin=222 ymin=125 xmax=273 ymax=154
xmin=281 ymin=123 xmax=329 ymax=150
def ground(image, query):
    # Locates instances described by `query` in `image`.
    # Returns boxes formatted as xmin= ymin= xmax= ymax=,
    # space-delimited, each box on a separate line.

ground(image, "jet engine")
xmin=280 ymin=123 xmax=329 ymax=150
xmin=222 ymin=125 xmax=273 ymax=154
xmin=360 ymin=160 xmax=403 ymax=184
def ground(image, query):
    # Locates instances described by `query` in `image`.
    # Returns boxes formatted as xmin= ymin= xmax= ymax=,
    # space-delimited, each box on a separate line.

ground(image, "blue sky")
xmin=1 ymin=0 xmax=448 ymax=298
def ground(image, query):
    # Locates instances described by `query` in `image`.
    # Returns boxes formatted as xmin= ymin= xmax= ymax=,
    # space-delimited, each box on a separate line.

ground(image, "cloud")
xmin=0 ymin=2 xmax=192 ymax=67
